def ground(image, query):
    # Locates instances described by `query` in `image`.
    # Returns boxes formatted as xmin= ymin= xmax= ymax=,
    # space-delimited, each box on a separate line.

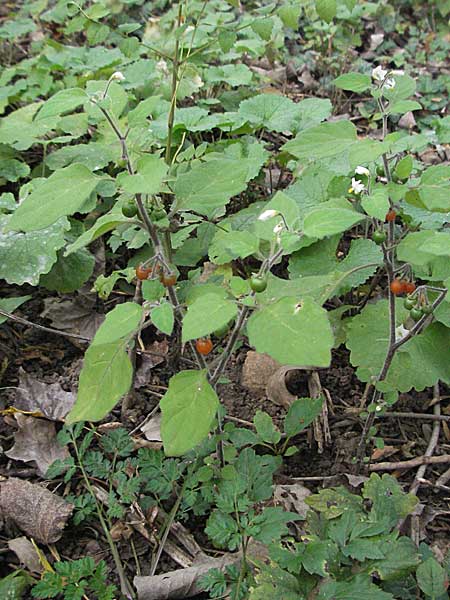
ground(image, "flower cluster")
xmin=372 ymin=65 xmax=395 ymax=90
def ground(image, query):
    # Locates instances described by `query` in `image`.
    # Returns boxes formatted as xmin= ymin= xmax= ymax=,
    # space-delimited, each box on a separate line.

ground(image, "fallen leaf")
xmin=371 ymin=445 xmax=399 ymax=462
xmin=6 ymin=414 xmax=69 ymax=476
xmin=369 ymin=32 xmax=384 ymax=51
xmin=135 ymin=341 xmax=168 ymax=388
xmin=141 ymin=414 xmax=162 ymax=441
xmin=344 ymin=473 xmax=369 ymax=488
xmin=241 ymin=351 xmax=281 ymax=393
xmin=273 ymin=484 xmax=311 ymax=518
xmin=266 ymin=366 xmax=305 ymax=408
xmin=8 ymin=537 xmax=42 ymax=574
xmin=134 ymin=554 xmax=239 ymax=600
xmin=0 ymin=478 xmax=73 ymax=544
xmin=398 ymin=111 xmax=416 ymax=130
xmin=13 ymin=369 xmax=75 ymax=421
xmin=42 ymin=296 xmax=104 ymax=345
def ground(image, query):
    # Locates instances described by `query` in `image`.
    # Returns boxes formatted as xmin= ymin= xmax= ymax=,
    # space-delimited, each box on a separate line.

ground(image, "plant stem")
xmin=71 ymin=434 xmax=135 ymax=599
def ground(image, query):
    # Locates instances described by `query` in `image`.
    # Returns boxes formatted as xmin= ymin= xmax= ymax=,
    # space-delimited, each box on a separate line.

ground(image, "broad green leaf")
xmin=394 ymin=155 xmax=413 ymax=180
xmin=150 ymin=302 xmax=174 ymax=335
xmin=249 ymin=565 xmax=303 ymax=600
xmin=0 ymin=571 xmax=32 ymax=599
xmin=251 ymin=17 xmax=273 ymax=40
xmin=239 ymin=93 xmax=299 ymax=133
xmin=95 ymin=268 xmax=135 ymax=300
xmin=65 ymin=207 xmax=132 ymax=256
xmin=205 ymin=64 xmax=253 ymax=87
xmin=160 ymin=370 xmax=219 ymax=456
xmin=218 ymin=30 xmax=237 ymax=52
xmin=416 ymin=557 xmax=448 ymax=599
xmin=40 ymin=247 xmax=94 ymax=293
xmin=368 ymin=537 xmax=420 ymax=580
xmin=92 ymin=302 xmax=143 ymax=346
xmin=142 ymin=279 xmax=165 ymax=302
xmin=315 ymin=0 xmax=337 ymax=22
xmin=334 ymin=73 xmax=372 ymax=93
xmin=306 ymin=487 xmax=363 ymax=519
xmin=7 ymin=165 xmax=99 ymax=232
xmin=363 ymin=473 xmax=417 ymax=526
xmin=361 ymin=188 xmax=390 ymax=220
xmin=35 ymin=88 xmax=87 ymax=120
xmin=46 ymin=142 xmax=116 ymax=171
xmin=292 ymin=98 xmax=332 ymax=133
xmin=416 ymin=165 xmax=450 ymax=212
xmin=0 ymin=295 xmax=31 ymax=325
xmin=283 ymin=120 xmax=357 ymax=161
xmin=209 ymin=229 xmax=259 ymax=264
xmin=0 ymin=102 xmax=59 ymax=150
xmin=254 ymin=411 xmax=281 ymax=444
xmin=174 ymin=159 xmax=254 ymax=217
xmin=303 ymin=201 xmax=366 ymax=238
xmin=346 ymin=300 xmax=450 ymax=392
xmin=182 ymin=294 xmax=238 ymax=342
xmin=0 ymin=159 xmax=30 ymax=182
xmin=419 ymin=232 xmax=450 ymax=256
xmin=383 ymin=74 xmax=416 ymax=103
xmin=253 ymin=507 xmax=302 ymax=544
xmin=247 ymin=297 xmax=333 ymax=367
xmin=387 ymin=100 xmax=422 ymax=115
xmin=278 ymin=3 xmax=301 ymax=28
xmin=0 ymin=215 xmax=68 ymax=285
xmin=284 ymin=397 xmax=324 ymax=437
xmin=318 ymin=575 xmax=394 ymax=600
xmin=66 ymin=340 xmax=133 ymax=423
xmin=117 ymin=155 xmax=168 ymax=195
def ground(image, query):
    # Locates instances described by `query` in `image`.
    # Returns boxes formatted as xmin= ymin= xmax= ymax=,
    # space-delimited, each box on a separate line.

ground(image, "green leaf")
xmin=0 ymin=159 xmax=30 ymax=182
xmin=160 ymin=370 xmax=219 ymax=456
xmin=142 ymin=279 xmax=166 ymax=302
xmin=150 ymin=302 xmax=174 ymax=335
xmin=368 ymin=536 xmax=420 ymax=580
xmin=419 ymin=232 xmax=450 ymax=257
xmin=174 ymin=159 xmax=254 ymax=218
xmin=209 ymin=229 xmax=259 ymax=264
xmin=182 ymin=293 xmax=238 ymax=342
xmin=254 ymin=411 xmax=281 ymax=444
xmin=284 ymin=397 xmax=324 ymax=437
xmin=117 ymin=155 xmax=168 ymax=195
xmin=7 ymin=165 xmax=99 ymax=232
xmin=35 ymin=88 xmax=87 ymax=120
xmin=0 ymin=215 xmax=69 ymax=285
xmin=218 ymin=31 xmax=237 ymax=52
xmin=92 ymin=302 xmax=143 ymax=346
xmin=394 ymin=155 xmax=413 ymax=180
xmin=346 ymin=300 xmax=450 ymax=392
xmin=253 ymin=507 xmax=302 ymax=544
xmin=65 ymin=207 xmax=131 ymax=256
xmin=0 ymin=571 xmax=32 ymax=598
xmin=318 ymin=574 xmax=394 ymax=599
xmin=66 ymin=340 xmax=133 ymax=423
xmin=416 ymin=165 xmax=450 ymax=212
xmin=239 ymin=93 xmax=300 ymax=133
xmin=334 ymin=73 xmax=372 ymax=93
xmin=247 ymin=297 xmax=334 ymax=367
xmin=251 ymin=17 xmax=274 ymax=40
xmin=278 ymin=3 xmax=301 ymax=28
xmin=283 ymin=120 xmax=357 ymax=161
xmin=316 ymin=0 xmax=337 ymax=22
xmin=306 ymin=487 xmax=363 ymax=519
xmin=361 ymin=188 xmax=390 ymax=220
xmin=40 ymin=247 xmax=95 ymax=293
xmin=0 ymin=295 xmax=31 ymax=325
xmin=249 ymin=565 xmax=303 ymax=600
xmin=416 ymin=557 xmax=448 ymax=599
xmin=303 ymin=201 xmax=366 ymax=238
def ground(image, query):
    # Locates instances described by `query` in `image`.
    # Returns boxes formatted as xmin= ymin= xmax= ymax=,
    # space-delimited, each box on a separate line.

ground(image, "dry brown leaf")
xmin=6 ymin=414 xmax=69 ymax=476
xmin=371 ymin=445 xmax=399 ymax=462
xmin=273 ymin=484 xmax=311 ymax=518
xmin=241 ymin=351 xmax=281 ymax=393
xmin=135 ymin=341 xmax=168 ymax=388
xmin=398 ymin=111 xmax=417 ymax=130
xmin=13 ymin=369 xmax=75 ymax=421
xmin=0 ymin=478 xmax=73 ymax=544
xmin=42 ymin=296 xmax=104 ymax=345
xmin=8 ymin=537 xmax=43 ymax=573
xmin=134 ymin=554 xmax=239 ymax=600
xmin=141 ymin=414 xmax=162 ymax=441
xmin=266 ymin=366 xmax=303 ymax=408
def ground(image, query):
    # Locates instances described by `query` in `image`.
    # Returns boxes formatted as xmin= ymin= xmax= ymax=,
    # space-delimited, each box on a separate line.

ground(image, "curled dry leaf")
xmin=134 ymin=554 xmax=239 ymax=600
xmin=5 ymin=414 xmax=69 ymax=476
xmin=135 ymin=340 xmax=168 ymax=388
xmin=141 ymin=414 xmax=162 ymax=442
xmin=241 ymin=351 xmax=281 ymax=394
xmin=42 ymin=296 xmax=104 ymax=346
xmin=0 ymin=478 xmax=73 ymax=544
xmin=273 ymin=483 xmax=311 ymax=519
xmin=8 ymin=537 xmax=42 ymax=574
xmin=14 ymin=369 xmax=75 ymax=421
xmin=266 ymin=366 xmax=305 ymax=408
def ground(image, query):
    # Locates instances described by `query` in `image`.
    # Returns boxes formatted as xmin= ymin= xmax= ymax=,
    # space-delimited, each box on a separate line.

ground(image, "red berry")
xmin=160 ymin=272 xmax=177 ymax=287
xmin=136 ymin=264 xmax=152 ymax=280
xmin=390 ymin=279 xmax=405 ymax=295
xmin=196 ymin=338 xmax=213 ymax=355
xmin=385 ymin=210 xmax=396 ymax=222
xmin=404 ymin=281 xmax=416 ymax=294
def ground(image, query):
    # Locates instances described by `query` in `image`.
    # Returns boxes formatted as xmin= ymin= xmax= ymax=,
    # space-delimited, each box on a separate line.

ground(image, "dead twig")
xmin=369 ymin=454 xmax=450 ymax=472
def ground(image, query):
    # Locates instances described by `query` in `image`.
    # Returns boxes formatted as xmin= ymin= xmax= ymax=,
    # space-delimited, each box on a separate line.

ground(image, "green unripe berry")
xmin=372 ymin=230 xmax=387 ymax=245
xmin=403 ymin=297 xmax=416 ymax=310
xmin=409 ymin=307 xmax=423 ymax=322
xmin=250 ymin=275 xmax=267 ymax=293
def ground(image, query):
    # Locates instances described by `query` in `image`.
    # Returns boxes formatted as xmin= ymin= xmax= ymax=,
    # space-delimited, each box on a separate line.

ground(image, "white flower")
xmin=372 ymin=65 xmax=388 ymax=81
xmin=258 ymin=209 xmax=278 ymax=221
xmin=349 ymin=178 xmax=366 ymax=195
xmin=395 ymin=324 xmax=409 ymax=342
xmin=273 ymin=221 xmax=284 ymax=235
xmin=111 ymin=71 xmax=125 ymax=82
xmin=383 ymin=77 xmax=396 ymax=90
xmin=355 ymin=165 xmax=370 ymax=176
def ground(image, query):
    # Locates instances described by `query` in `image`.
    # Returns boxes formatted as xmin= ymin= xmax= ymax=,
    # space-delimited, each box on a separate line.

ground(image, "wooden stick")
xmin=369 ymin=454 xmax=450 ymax=472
